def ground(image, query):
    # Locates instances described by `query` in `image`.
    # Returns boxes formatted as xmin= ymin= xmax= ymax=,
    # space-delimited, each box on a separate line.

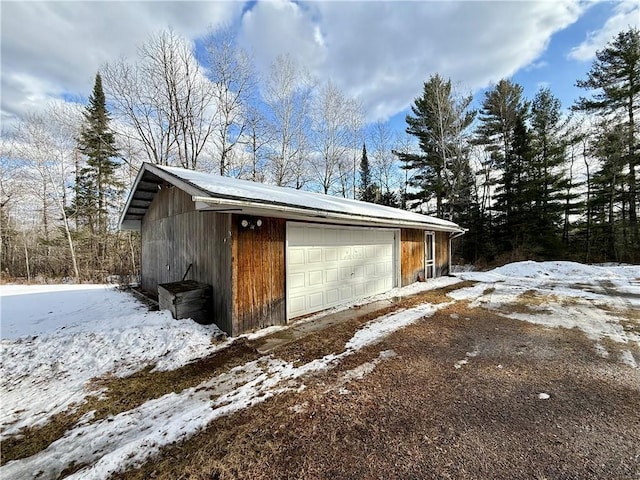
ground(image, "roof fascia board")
xmin=193 ymin=196 xmax=464 ymax=232
xmin=118 ymin=164 xmax=149 ymax=230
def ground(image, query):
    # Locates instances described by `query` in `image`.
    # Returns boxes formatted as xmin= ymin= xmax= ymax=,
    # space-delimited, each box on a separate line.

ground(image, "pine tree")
xmin=358 ymin=143 xmax=378 ymax=203
xmin=509 ymin=111 xmax=533 ymax=249
xmin=76 ymin=73 xmax=121 ymax=258
xmin=574 ymin=27 xmax=640 ymax=246
xmin=474 ymin=79 xmax=528 ymax=251
xmin=398 ymin=74 xmax=475 ymax=217
xmin=589 ymin=123 xmax=628 ymax=260
xmin=527 ymin=88 xmax=571 ymax=254
xmin=378 ymin=189 xmax=399 ymax=207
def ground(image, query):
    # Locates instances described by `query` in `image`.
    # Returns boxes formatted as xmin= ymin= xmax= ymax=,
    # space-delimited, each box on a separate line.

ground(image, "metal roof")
xmin=119 ymin=163 xmax=465 ymax=233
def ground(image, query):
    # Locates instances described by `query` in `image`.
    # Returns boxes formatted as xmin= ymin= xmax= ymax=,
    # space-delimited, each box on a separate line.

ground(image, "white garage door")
xmin=286 ymin=223 xmax=397 ymax=319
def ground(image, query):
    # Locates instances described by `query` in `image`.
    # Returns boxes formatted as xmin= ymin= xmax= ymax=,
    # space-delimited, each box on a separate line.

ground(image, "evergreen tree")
xmin=574 ymin=27 xmax=640 ymax=245
xmin=509 ymin=111 xmax=534 ymax=249
xmin=358 ymin=143 xmax=378 ymax=203
xmin=589 ymin=123 xmax=628 ymax=260
xmin=398 ymin=74 xmax=474 ymax=217
xmin=527 ymin=88 xmax=571 ymax=254
xmin=378 ymin=189 xmax=399 ymax=207
xmin=474 ymin=79 xmax=528 ymax=250
xmin=76 ymin=73 xmax=121 ymax=257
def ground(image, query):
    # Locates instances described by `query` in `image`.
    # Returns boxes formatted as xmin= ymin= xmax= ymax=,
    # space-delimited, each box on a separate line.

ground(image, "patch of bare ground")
xmin=0 ymin=281 xmax=473 ymax=465
xmin=275 ymin=281 xmax=474 ymax=365
xmin=114 ymin=301 xmax=640 ymax=480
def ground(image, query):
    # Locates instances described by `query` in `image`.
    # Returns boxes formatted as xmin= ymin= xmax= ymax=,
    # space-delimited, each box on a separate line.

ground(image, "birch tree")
xmin=263 ymin=54 xmax=313 ymax=187
xmin=11 ymin=105 xmax=82 ymax=280
xmin=204 ymin=27 xmax=256 ymax=176
xmin=309 ymin=80 xmax=362 ymax=195
xmin=103 ymin=29 xmax=216 ymax=169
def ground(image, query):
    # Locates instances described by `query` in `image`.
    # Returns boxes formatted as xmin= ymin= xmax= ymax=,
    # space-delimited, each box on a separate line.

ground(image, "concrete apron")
xmin=255 ymin=299 xmax=397 ymax=354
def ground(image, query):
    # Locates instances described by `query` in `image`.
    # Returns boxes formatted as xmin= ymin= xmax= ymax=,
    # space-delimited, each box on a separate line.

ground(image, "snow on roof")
xmin=147 ymin=164 xmax=463 ymax=231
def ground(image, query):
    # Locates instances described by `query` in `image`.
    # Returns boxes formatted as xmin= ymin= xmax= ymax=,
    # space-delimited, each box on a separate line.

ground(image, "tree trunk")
xmin=23 ymin=239 xmax=31 ymax=283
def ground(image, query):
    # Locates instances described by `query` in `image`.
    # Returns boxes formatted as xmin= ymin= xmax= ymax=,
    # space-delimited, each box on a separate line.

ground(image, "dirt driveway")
xmin=116 ymin=281 xmax=640 ymax=480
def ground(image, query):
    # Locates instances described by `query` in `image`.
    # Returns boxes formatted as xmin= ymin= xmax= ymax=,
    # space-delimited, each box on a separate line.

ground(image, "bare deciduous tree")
xmin=205 ymin=27 xmax=257 ymax=176
xmin=103 ymin=29 xmax=216 ymax=169
xmin=11 ymin=104 xmax=83 ymax=280
xmin=263 ymin=54 xmax=313 ymax=188
xmin=310 ymin=80 xmax=362 ymax=195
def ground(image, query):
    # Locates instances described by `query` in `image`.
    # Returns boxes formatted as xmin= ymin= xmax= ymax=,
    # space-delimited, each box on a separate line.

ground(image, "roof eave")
xmin=118 ymin=162 xmax=212 ymax=231
xmin=192 ymin=196 xmax=464 ymax=232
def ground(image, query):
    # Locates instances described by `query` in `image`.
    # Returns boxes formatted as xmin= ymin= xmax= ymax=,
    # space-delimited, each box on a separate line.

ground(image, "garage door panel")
xmin=325 ymin=268 xmax=338 ymax=283
xmin=289 ymin=272 xmax=305 ymax=289
xmin=287 ymin=224 xmax=396 ymax=319
xmin=288 ymin=228 xmax=305 ymax=245
xmin=308 ymin=248 xmax=322 ymax=263
xmin=308 ymin=270 xmax=323 ymax=286
xmin=353 ymin=265 xmax=364 ymax=279
xmin=325 ymin=248 xmax=338 ymax=262
xmin=325 ymin=288 xmax=340 ymax=304
xmin=308 ymin=292 xmax=324 ymax=309
xmin=288 ymin=249 xmax=305 ymax=265
xmin=340 ymin=285 xmax=353 ymax=299
xmin=340 ymin=266 xmax=353 ymax=280
xmin=289 ymin=296 xmax=306 ymax=316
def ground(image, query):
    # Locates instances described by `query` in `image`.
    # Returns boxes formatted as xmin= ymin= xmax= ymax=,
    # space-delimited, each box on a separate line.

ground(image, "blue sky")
xmin=1 ymin=0 xmax=638 ymax=137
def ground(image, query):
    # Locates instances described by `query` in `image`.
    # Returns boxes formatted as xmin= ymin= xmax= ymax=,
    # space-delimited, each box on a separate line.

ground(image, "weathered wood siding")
xmin=400 ymin=228 xmax=425 ymax=286
xmin=141 ymin=187 xmax=233 ymax=333
xmin=401 ymin=228 xmax=451 ymax=285
xmin=231 ymin=215 xmax=286 ymax=334
xmin=435 ymin=230 xmax=450 ymax=276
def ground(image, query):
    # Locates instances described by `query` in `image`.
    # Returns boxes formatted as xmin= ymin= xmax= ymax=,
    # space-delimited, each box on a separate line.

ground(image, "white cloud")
xmin=240 ymin=0 xmax=586 ymax=121
xmin=569 ymin=0 xmax=640 ymax=61
xmin=1 ymin=1 xmax=241 ymax=122
xmin=239 ymin=0 xmax=326 ymax=76
xmin=1 ymin=0 xmax=623 ymax=128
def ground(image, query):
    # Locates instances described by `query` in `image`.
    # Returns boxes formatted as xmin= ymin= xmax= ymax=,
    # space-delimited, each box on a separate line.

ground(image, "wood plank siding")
xmin=400 ymin=228 xmax=451 ymax=285
xmin=231 ymin=215 xmax=286 ymax=334
xmin=435 ymin=231 xmax=450 ymax=276
xmin=140 ymin=187 xmax=233 ymax=333
xmin=400 ymin=229 xmax=425 ymax=286
xmin=140 ymin=185 xmax=453 ymax=335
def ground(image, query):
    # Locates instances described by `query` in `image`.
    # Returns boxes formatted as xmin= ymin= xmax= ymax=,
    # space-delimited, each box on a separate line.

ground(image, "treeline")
xmin=397 ymin=28 xmax=639 ymax=264
xmin=0 ymin=27 xmax=638 ymax=283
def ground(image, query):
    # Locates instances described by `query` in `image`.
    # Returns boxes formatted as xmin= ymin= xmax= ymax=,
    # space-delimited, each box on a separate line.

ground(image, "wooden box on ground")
xmin=158 ymin=280 xmax=212 ymax=324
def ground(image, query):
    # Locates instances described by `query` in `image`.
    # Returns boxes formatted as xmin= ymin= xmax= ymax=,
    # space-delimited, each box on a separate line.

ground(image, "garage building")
xmin=120 ymin=163 xmax=465 ymax=336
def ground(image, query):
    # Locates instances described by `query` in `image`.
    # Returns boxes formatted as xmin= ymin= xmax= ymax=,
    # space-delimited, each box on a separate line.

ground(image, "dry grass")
xmin=6 ymin=278 xmax=638 ymax=479
xmin=1 ymin=339 xmax=260 ymax=465
xmin=1 ymin=410 xmax=85 ymax=465
xmin=114 ymin=303 xmax=640 ymax=480
xmin=0 ymin=280 xmax=474 ymax=465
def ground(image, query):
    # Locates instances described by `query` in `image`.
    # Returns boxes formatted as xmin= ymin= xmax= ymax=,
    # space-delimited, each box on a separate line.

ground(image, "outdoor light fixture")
xmin=239 ymin=217 xmax=263 ymax=230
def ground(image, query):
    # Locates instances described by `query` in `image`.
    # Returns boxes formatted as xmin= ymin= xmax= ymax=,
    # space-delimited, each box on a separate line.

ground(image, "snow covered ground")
xmin=1 ymin=261 xmax=638 ymax=479
xmin=0 ymin=285 xmax=229 ymax=437
xmin=450 ymin=261 xmax=640 ymax=347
